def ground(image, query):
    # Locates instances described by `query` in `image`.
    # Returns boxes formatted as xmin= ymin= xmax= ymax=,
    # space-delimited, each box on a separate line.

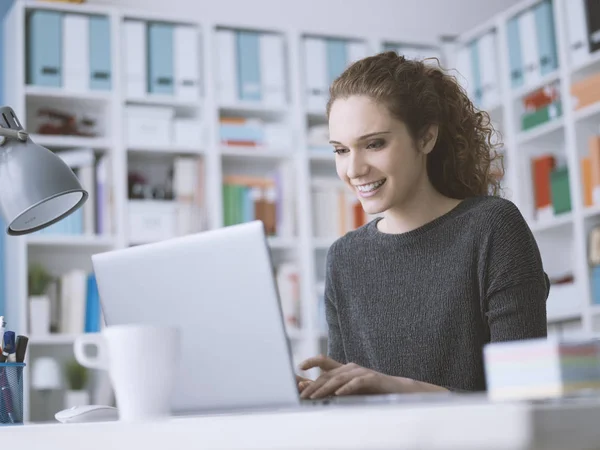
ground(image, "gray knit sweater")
xmin=324 ymin=195 xmax=549 ymax=392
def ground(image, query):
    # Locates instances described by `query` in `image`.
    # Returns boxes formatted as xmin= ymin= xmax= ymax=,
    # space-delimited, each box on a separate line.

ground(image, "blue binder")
xmin=469 ymin=40 xmax=482 ymax=106
xmin=506 ymin=15 xmax=524 ymax=88
xmin=27 ymin=10 xmax=62 ymax=87
xmin=89 ymin=15 xmax=112 ymax=90
xmin=326 ymin=39 xmax=347 ymax=85
xmin=147 ymin=22 xmax=174 ymax=95
xmin=534 ymin=0 xmax=558 ymax=76
xmin=236 ymin=31 xmax=261 ymax=101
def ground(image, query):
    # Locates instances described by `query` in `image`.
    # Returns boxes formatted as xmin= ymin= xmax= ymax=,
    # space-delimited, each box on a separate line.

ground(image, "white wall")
xmin=88 ymin=0 xmax=521 ymax=45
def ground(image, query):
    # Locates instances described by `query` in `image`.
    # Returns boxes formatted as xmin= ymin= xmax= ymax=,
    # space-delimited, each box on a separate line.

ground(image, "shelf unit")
xmin=448 ymin=0 xmax=600 ymax=338
xmin=2 ymin=0 xmax=442 ymax=422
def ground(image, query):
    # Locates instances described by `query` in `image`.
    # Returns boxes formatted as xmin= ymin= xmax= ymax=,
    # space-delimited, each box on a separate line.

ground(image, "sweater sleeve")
xmin=325 ymin=245 xmax=347 ymax=364
xmin=483 ymin=201 xmax=549 ymax=342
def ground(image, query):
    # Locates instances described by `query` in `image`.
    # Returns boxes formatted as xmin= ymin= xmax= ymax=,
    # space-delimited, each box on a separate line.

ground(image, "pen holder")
xmin=0 ymin=363 xmax=25 ymax=426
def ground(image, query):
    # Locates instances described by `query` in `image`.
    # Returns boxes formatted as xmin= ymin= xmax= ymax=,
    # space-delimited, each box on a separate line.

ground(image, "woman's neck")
xmin=377 ymin=182 xmax=462 ymax=235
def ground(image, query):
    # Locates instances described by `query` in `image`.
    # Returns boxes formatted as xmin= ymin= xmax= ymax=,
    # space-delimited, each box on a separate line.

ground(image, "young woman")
xmin=297 ymin=51 xmax=549 ymax=399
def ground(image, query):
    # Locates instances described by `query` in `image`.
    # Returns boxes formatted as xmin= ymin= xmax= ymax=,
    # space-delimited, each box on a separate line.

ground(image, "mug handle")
xmin=74 ymin=333 xmax=109 ymax=370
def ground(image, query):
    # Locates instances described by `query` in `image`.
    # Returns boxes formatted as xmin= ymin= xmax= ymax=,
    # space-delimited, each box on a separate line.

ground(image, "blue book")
xmin=236 ymin=31 xmax=261 ymax=101
xmin=27 ymin=10 xmax=62 ymax=87
xmin=85 ymin=274 xmax=101 ymax=333
xmin=326 ymin=38 xmax=347 ymax=85
xmin=469 ymin=40 xmax=482 ymax=106
xmin=147 ymin=22 xmax=174 ymax=95
xmin=534 ymin=0 xmax=558 ymax=76
xmin=506 ymin=15 xmax=524 ymax=89
xmin=89 ymin=15 xmax=112 ymax=90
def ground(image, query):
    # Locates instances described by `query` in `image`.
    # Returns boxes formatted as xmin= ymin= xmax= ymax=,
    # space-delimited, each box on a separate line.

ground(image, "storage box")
xmin=173 ymin=118 xmax=202 ymax=147
xmin=128 ymin=200 xmax=177 ymax=244
xmin=125 ymin=106 xmax=174 ymax=147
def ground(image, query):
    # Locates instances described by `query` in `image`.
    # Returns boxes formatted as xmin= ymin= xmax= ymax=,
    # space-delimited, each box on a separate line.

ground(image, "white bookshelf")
xmin=448 ymin=0 xmax=600 ymax=339
xmin=2 ymin=0 xmax=442 ymax=422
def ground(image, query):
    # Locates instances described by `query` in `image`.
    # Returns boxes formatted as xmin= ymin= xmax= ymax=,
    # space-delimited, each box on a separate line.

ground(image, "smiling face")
xmin=328 ymin=95 xmax=434 ymax=216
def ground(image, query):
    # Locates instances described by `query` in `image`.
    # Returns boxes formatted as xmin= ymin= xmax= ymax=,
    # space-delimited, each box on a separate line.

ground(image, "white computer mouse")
xmin=55 ymin=405 xmax=119 ymax=424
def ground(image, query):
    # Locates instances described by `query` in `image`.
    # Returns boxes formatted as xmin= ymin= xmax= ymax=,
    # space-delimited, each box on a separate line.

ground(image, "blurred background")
xmin=0 ymin=0 xmax=596 ymax=422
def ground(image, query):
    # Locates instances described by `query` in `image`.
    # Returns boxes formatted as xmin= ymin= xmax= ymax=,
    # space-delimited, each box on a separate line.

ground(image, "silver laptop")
xmin=91 ymin=221 xmax=455 ymax=414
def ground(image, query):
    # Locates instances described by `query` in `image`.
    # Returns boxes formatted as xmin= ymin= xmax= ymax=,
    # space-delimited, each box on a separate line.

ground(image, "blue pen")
xmin=0 ymin=332 xmax=14 ymax=363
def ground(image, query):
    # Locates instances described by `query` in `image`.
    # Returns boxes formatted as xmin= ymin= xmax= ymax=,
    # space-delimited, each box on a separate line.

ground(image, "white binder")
xmin=303 ymin=37 xmax=328 ymax=114
xmin=455 ymin=45 xmax=474 ymax=101
xmin=565 ymin=0 xmax=590 ymax=67
xmin=347 ymin=41 xmax=368 ymax=65
xmin=478 ymin=32 xmax=500 ymax=109
xmin=518 ymin=9 xmax=541 ymax=87
xmin=260 ymin=33 xmax=286 ymax=107
xmin=63 ymin=13 xmax=89 ymax=92
xmin=174 ymin=25 xmax=200 ymax=100
xmin=123 ymin=20 xmax=147 ymax=99
xmin=216 ymin=29 xmax=237 ymax=105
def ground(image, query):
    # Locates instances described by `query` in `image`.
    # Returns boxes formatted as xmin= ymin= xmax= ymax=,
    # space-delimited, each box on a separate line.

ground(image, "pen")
xmin=15 ymin=336 xmax=28 ymax=363
xmin=0 ymin=317 xmax=6 ymax=352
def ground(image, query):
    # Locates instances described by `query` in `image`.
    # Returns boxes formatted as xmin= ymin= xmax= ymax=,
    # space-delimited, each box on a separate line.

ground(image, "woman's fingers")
xmin=303 ymin=368 xmax=366 ymax=399
xmin=299 ymin=355 xmax=342 ymax=372
xmin=299 ymin=363 xmax=357 ymax=399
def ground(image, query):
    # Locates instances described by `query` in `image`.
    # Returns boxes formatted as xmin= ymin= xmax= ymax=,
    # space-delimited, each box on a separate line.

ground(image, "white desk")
xmin=3 ymin=394 xmax=600 ymax=449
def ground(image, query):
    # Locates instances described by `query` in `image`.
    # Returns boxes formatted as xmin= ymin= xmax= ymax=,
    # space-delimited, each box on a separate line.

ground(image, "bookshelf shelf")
xmin=529 ymin=213 xmax=573 ymax=233
xmin=516 ymin=118 xmax=564 ymax=145
xmin=24 ymin=85 xmax=114 ymax=102
xmin=28 ymin=334 xmax=79 ymax=346
xmin=26 ymin=235 xmax=116 ymax=249
xmin=31 ymin=134 xmax=113 ymax=150
xmin=220 ymin=146 xmax=293 ymax=160
xmin=573 ymin=101 xmax=600 ymax=123
xmin=128 ymin=144 xmax=205 ymax=155
xmin=125 ymin=95 xmax=199 ymax=109
xmin=511 ymin=70 xmax=560 ymax=100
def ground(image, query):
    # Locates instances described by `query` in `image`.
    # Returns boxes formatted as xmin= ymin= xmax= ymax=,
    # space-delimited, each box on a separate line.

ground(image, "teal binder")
xmin=147 ymin=22 xmax=174 ymax=95
xmin=326 ymin=39 xmax=347 ymax=85
xmin=469 ymin=40 xmax=482 ymax=106
xmin=534 ymin=0 xmax=558 ymax=75
xmin=26 ymin=10 xmax=62 ymax=87
xmin=236 ymin=30 xmax=261 ymax=101
xmin=507 ymin=15 xmax=524 ymax=88
xmin=89 ymin=15 xmax=111 ymax=91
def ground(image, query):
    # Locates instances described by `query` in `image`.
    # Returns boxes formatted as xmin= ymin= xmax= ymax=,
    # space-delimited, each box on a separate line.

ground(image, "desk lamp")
xmin=0 ymin=106 xmax=88 ymax=235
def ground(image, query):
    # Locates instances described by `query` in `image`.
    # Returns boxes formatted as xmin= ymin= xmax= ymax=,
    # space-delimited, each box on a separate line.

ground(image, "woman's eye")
xmin=333 ymin=147 xmax=347 ymax=154
xmin=367 ymin=139 xmax=384 ymax=149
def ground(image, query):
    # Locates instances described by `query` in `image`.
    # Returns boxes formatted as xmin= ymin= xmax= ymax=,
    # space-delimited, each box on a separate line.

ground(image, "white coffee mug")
xmin=74 ymin=324 xmax=180 ymax=422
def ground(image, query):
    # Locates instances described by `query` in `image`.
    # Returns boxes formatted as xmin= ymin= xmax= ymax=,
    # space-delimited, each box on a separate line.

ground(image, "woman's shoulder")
xmin=460 ymin=195 xmax=528 ymax=230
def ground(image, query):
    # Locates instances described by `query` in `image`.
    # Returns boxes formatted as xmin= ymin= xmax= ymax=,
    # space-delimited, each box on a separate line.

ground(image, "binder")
xmin=147 ymin=22 xmax=174 ymax=95
xmin=123 ymin=20 xmax=147 ymax=98
xmin=478 ymin=32 xmax=499 ymax=108
xmin=519 ymin=8 xmax=541 ymax=87
xmin=534 ymin=0 xmax=558 ymax=76
xmin=469 ymin=40 xmax=482 ymax=107
xmin=325 ymin=38 xmax=347 ymax=85
xmin=216 ymin=29 xmax=237 ymax=104
xmin=236 ymin=30 xmax=261 ymax=102
xmin=259 ymin=33 xmax=286 ymax=107
xmin=63 ymin=13 xmax=89 ymax=92
xmin=585 ymin=0 xmax=600 ymax=53
xmin=456 ymin=45 xmax=474 ymax=100
xmin=173 ymin=25 xmax=200 ymax=99
xmin=89 ymin=15 xmax=111 ymax=91
xmin=507 ymin=15 xmax=524 ymax=88
xmin=27 ymin=10 xmax=62 ymax=87
xmin=303 ymin=37 xmax=328 ymax=113
xmin=565 ymin=0 xmax=590 ymax=66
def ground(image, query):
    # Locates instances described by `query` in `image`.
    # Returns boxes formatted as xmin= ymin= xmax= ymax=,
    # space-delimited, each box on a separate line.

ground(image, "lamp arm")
xmin=0 ymin=128 xmax=28 ymax=143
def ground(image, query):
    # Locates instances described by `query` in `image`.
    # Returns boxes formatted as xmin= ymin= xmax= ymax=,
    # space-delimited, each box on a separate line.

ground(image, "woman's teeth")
xmin=357 ymin=180 xmax=385 ymax=193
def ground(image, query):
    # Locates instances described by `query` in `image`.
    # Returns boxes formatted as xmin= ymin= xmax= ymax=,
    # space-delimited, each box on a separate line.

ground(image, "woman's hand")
xmin=298 ymin=355 xmax=449 ymax=399
xmin=295 ymin=374 xmax=313 ymax=393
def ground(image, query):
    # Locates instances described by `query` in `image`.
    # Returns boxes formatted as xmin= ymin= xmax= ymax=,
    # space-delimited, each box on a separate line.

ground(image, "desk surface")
xmin=3 ymin=394 xmax=600 ymax=450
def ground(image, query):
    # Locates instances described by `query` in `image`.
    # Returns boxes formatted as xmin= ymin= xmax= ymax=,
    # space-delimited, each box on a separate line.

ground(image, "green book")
xmin=521 ymin=100 xmax=562 ymax=131
xmin=550 ymin=166 xmax=571 ymax=214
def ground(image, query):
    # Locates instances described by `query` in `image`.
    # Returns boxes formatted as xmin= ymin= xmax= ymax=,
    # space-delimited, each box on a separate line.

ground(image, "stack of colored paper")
xmin=483 ymin=337 xmax=600 ymax=401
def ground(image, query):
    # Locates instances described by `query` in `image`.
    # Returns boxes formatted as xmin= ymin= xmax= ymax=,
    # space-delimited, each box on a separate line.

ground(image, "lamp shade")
xmin=0 ymin=106 xmax=88 ymax=235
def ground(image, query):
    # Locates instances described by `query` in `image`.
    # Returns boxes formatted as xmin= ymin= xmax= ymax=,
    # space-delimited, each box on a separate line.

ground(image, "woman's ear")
xmin=419 ymin=124 xmax=439 ymax=155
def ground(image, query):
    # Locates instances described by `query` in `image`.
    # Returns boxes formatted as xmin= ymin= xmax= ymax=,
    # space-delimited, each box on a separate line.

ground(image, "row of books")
xmin=216 ymin=28 xmax=286 ymax=107
xmin=311 ymin=178 xmax=374 ymax=238
xmin=222 ymin=167 xmax=294 ymax=237
xmin=521 ymin=83 xmax=562 ymax=132
xmin=29 ymin=269 xmax=102 ymax=336
xmin=531 ymin=154 xmax=571 ymax=221
xmin=34 ymin=149 xmax=113 ymax=236
xmin=582 ymin=135 xmax=600 ymax=207
xmin=219 ymin=117 xmax=291 ymax=149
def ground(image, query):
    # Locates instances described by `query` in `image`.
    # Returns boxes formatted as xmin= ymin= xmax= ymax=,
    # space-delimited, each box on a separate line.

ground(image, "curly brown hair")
xmin=326 ymin=51 xmax=504 ymax=198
